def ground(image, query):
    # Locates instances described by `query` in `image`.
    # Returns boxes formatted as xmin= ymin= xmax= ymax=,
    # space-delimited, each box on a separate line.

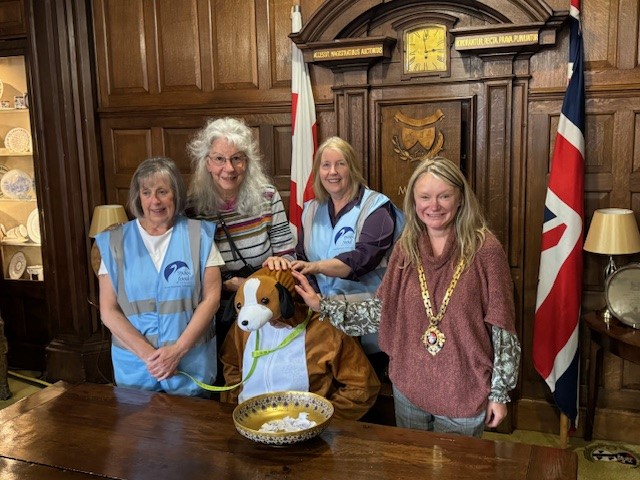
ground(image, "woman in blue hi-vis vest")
xmin=289 ymin=137 xmax=404 ymax=377
xmin=96 ymin=157 xmax=224 ymax=397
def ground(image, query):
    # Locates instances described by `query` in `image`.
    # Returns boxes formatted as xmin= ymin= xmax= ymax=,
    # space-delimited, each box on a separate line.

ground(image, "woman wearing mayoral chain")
xmin=293 ymin=157 xmax=521 ymax=437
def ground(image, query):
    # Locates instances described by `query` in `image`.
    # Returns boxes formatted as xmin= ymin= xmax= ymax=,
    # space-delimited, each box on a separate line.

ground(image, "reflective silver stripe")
xmin=108 ymin=227 xmax=132 ymax=313
xmin=186 ymin=219 xmax=202 ymax=307
xmin=355 ymin=191 xmax=391 ymax=267
xmin=355 ymin=191 xmax=382 ymax=242
xmin=302 ymin=201 xmax=318 ymax=255
xmin=112 ymin=325 xmax=215 ymax=351
xmin=118 ymin=298 xmax=197 ymax=316
xmin=112 ymin=333 xmax=158 ymax=350
xmin=122 ymin=299 xmax=156 ymax=317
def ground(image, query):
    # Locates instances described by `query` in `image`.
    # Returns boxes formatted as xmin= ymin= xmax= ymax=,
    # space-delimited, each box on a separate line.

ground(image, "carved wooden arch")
xmin=292 ymin=0 xmax=564 ymax=44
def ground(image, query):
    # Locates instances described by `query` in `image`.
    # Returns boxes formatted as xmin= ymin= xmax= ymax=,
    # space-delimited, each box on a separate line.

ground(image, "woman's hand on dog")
xmin=292 ymin=270 xmax=321 ymax=312
xmin=263 ymin=256 xmax=291 ymax=271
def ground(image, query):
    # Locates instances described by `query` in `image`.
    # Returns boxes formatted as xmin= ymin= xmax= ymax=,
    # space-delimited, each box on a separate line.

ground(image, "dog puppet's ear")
xmin=221 ymin=294 xmax=239 ymax=325
xmin=276 ymin=282 xmax=294 ymax=319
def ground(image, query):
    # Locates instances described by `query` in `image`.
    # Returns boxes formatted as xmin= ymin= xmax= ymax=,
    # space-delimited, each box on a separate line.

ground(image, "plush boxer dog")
xmin=219 ymin=267 xmax=380 ymax=420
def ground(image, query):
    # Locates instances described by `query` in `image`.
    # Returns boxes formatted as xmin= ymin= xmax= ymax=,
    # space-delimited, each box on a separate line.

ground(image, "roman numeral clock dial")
xmin=404 ymin=25 xmax=448 ymax=74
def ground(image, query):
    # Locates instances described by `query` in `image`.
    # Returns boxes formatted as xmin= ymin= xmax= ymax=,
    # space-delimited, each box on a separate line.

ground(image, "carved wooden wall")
xmin=92 ymin=0 xmax=332 ymax=214
xmin=88 ymin=0 xmax=640 ymax=443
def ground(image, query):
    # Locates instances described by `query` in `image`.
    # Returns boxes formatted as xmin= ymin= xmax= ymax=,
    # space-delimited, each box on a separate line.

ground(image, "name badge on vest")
xmin=163 ymin=260 xmax=194 ymax=287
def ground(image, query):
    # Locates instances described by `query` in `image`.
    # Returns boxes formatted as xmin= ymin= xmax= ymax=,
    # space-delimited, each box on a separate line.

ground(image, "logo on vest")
xmin=334 ymin=226 xmax=355 ymax=248
xmin=164 ymin=261 xmax=192 ymax=286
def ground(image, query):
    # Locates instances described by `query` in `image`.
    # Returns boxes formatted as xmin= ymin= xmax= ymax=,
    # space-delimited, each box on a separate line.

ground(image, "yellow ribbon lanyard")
xmin=179 ymin=308 xmax=313 ymax=392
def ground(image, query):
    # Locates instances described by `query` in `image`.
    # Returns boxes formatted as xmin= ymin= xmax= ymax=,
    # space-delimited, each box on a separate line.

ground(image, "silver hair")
xmin=127 ymin=156 xmax=185 ymax=219
xmin=186 ymin=117 xmax=271 ymax=216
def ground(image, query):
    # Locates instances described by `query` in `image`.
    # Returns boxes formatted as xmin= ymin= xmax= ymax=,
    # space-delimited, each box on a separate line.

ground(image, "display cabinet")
xmin=0 ymin=48 xmax=47 ymax=372
xmin=0 ymin=55 xmax=40 ymax=282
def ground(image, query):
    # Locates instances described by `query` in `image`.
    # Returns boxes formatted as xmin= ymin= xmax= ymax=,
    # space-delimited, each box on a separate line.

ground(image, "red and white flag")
xmin=533 ymin=0 xmax=585 ymax=428
xmin=289 ymin=5 xmax=317 ymax=239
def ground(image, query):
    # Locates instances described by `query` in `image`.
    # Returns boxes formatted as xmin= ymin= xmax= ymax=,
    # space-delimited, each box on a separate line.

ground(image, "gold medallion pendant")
xmin=417 ymin=256 xmax=465 ymax=357
xmin=422 ymin=325 xmax=446 ymax=356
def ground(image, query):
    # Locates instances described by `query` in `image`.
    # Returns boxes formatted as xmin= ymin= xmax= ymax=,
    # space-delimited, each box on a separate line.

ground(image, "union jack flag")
xmin=533 ymin=0 xmax=585 ymax=428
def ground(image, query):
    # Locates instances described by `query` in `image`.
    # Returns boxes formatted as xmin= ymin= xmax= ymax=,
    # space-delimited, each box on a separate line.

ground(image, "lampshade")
xmin=583 ymin=208 xmax=640 ymax=255
xmin=88 ymin=204 xmax=128 ymax=238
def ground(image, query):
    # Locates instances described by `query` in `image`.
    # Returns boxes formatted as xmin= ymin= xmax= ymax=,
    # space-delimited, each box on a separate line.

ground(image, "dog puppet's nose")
xmin=241 ymin=320 xmax=249 ymax=326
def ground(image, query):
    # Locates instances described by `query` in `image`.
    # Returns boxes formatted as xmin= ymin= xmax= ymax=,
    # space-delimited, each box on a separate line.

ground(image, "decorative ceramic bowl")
xmin=233 ymin=391 xmax=334 ymax=446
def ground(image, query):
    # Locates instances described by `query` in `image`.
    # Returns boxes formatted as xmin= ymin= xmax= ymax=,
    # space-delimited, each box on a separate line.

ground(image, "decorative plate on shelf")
xmin=0 ymin=169 xmax=33 ymax=199
xmin=0 ymin=79 xmax=4 ymax=100
xmin=4 ymin=127 xmax=31 ymax=153
xmin=27 ymin=208 xmax=40 ymax=243
xmin=0 ymin=163 xmax=8 ymax=198
xmin=8 ymin=251 xmax=26 ymax=279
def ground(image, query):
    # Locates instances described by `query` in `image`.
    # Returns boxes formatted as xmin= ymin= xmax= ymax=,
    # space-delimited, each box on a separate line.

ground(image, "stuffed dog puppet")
xmin=220 ymin=267 xmax=380 ymax=420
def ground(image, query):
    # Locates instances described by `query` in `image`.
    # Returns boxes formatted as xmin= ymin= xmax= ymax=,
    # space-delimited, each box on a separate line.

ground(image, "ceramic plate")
xmin=8 ymin=251 xmax=26 ymax=279
xmin=0 ymin=168 xmax=33 ymax=199
xmin=4 ymin=127 xmax=31 ymax=153
xmin=27 ymin=208 xmax=40 ymax=243
xmin=0 ymin=79 xmax=4 ymax=100
xmin=0 ymin=163 xmax=8 ymax=198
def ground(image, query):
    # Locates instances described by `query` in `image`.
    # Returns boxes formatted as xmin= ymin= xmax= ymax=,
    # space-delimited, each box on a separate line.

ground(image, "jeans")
xmin=392 ymin=385 xmax=486 ymax=438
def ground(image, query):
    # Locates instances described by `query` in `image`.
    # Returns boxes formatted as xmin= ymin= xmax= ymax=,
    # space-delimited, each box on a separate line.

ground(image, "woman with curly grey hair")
xmin=186 ymin=118 xmax=295 ymax=373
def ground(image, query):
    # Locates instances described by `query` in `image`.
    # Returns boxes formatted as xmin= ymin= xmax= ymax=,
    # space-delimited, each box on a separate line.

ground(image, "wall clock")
xmin=403 ymin=24 xmax=448 ymax=74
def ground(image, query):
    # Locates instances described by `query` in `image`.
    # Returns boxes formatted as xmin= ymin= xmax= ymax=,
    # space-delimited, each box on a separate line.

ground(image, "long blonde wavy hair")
xmin=398 ymin=156 xmax=488 ymax=269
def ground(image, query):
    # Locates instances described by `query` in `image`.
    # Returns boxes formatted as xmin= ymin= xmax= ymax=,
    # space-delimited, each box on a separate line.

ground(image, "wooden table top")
xmin=584 ymin=310 xmax=640 ymax=350
xmin=0 ymin=382 xmax=577 ymax=480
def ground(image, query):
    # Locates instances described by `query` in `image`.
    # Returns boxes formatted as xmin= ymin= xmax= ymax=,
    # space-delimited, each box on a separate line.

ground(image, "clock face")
xmin=404 ymin=25 xmax=448 ymax=74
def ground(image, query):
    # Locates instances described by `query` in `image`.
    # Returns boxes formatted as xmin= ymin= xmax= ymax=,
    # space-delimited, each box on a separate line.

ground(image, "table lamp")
xmin=583 ymin=208 xmax=640 ymax=321
xmin=88 ymin=204 xmax=128 ymax=275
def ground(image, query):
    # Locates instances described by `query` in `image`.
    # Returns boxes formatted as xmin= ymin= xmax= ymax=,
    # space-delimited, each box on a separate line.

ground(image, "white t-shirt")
xmin=98 ymin=219 xmax=224 ymax=275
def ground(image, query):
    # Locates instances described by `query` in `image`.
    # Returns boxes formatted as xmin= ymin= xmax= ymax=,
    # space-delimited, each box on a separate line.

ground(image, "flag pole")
xmin=560 ymin=413 xmax=569 ymax=449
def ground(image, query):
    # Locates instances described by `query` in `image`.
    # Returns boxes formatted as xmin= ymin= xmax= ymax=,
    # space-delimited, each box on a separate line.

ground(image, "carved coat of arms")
xmin=392 ymin=109 xmax=445 ymax=162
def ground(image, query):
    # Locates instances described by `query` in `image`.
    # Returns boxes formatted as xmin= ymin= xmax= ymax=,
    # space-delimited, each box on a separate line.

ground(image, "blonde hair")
xmin=398 ymin=156 xmax=488 ymax=268
xmin=312 ymin=136 xmax=366 ymax=203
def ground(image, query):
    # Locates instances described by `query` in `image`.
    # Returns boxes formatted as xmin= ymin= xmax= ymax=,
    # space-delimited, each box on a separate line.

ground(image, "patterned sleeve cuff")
xmin=318 ymin=297 xmax=380 ymax=336
xmin=488 ymin=392 xmax=511 ymax=404
xmin=489 ymin=326 xmax=521 ymax=403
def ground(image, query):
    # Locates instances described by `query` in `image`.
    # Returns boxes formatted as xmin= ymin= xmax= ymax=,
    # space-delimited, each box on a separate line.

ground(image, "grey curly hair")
xmin=186 ymin=117 xmax=271 ymax=216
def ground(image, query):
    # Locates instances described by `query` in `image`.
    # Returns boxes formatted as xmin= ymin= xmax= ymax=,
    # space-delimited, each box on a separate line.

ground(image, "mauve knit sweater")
xmin=378 ymin=230 xmax=516 ymax=418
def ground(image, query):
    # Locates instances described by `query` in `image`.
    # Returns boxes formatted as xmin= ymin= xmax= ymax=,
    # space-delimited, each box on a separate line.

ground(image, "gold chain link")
xmin=417 ymin=256 xmax=465 ymax=326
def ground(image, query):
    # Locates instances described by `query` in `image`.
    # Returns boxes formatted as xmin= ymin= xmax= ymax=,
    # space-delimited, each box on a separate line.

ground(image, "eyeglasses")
xmin=207 ymin=153 xmax=247 ymax=167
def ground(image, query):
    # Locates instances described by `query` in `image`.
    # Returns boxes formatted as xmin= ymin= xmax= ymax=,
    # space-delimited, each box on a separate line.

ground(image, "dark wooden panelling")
xmin=94 ymin=1 xmax=149 ymax=97
xmin=485 ymin=81 xmax=511 ymax=250
xmin=581 ymin=0 xmax=618 ymax=69
xmin=155 ymin=0 xmax=203 ymax=92
xmin=0 ymin=0 xmax=25 ymax=37
xmin=213 ymin=0 xmax=257 ymax=89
